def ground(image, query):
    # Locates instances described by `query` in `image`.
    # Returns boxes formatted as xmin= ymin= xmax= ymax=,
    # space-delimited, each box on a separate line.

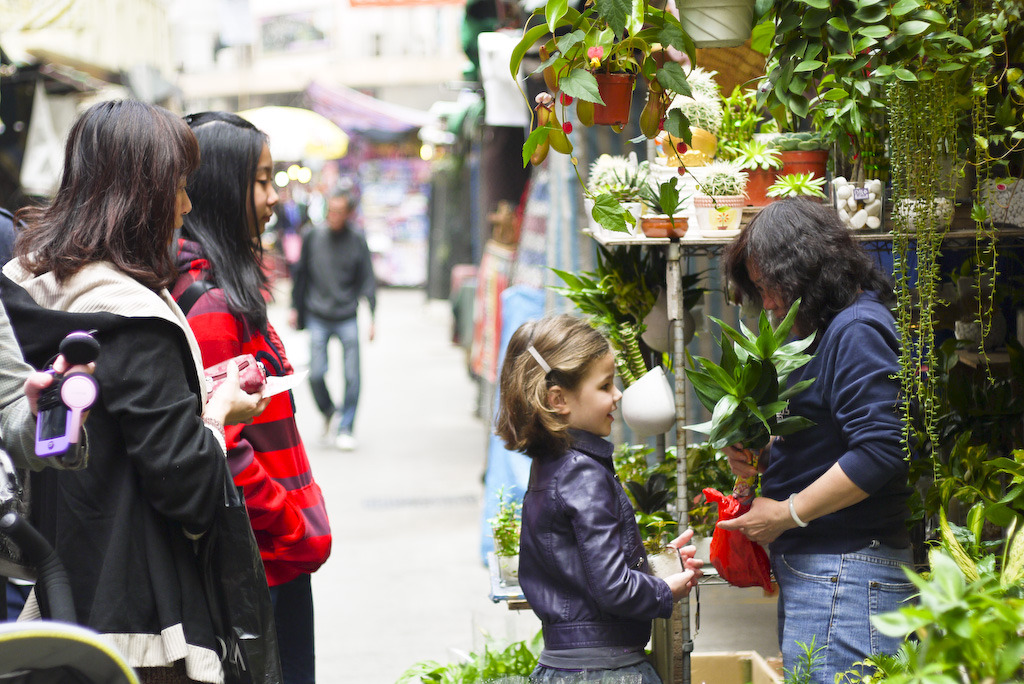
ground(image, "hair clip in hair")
xmin=527 ymin=345 xmax=552 ymax=374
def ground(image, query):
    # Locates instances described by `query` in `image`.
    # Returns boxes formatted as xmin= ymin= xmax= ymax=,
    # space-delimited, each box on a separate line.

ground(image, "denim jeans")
xmin=772 ymin=543 xmax=915 ymax=684
xmin=307 ymin=314 xmax=360 ymax=434
xmin=269 ymin=573 xmax=315 ymax=684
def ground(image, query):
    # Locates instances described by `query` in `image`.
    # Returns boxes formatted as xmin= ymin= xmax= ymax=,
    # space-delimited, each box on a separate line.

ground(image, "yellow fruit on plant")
xmin=577 ymin=99 xmax=595 ymax=127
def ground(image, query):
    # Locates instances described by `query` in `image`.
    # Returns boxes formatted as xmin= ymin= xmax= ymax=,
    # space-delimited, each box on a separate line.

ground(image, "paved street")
xmin=266 ymin=284 xmax=779 ymax=684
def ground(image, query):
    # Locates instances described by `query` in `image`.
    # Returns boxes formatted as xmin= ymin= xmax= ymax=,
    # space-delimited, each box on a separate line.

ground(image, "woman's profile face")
xmin=248 ymin=143 xmax=279 ymax=239
xmin=174 ymin=177 xmax=192 ymax=232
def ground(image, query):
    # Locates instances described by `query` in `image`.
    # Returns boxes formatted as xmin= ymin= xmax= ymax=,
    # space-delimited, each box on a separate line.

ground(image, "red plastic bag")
xmin=703 ymin=487 xmax=775 ymax=593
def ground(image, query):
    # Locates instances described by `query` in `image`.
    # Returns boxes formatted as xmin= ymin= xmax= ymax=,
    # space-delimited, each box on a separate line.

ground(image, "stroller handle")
xmin=0 ymin=512 xmax=76 ymax=623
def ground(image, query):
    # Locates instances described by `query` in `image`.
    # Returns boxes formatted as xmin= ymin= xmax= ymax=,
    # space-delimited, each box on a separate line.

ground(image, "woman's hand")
xmin=24 ymin=354 xmax=95 ymax=416
xmin=716 ymin=496 xmax=793 ymax=545
xmin=204 ymin=359 xmax=271 ymax=425
xmin=723 ymin=440 xmax=773 ymax=478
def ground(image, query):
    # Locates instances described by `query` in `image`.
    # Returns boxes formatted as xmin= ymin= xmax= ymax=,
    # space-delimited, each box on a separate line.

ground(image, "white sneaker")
xmin=323 ymin=413 xmax=341 ymax=437
xmin=335 ymin=433 xmax=357 ymax=451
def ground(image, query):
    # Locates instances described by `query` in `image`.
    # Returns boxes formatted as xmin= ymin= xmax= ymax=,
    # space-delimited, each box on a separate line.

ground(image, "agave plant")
xmin=684 ymin=300 xmax=816 ymax=451
xmin=767 ymin=172 xmax=828 ymax=199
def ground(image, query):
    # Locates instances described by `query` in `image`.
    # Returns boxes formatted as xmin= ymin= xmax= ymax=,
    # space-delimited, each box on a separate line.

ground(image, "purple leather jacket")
xmin=519 ymin=430 xmax=675 ymax=650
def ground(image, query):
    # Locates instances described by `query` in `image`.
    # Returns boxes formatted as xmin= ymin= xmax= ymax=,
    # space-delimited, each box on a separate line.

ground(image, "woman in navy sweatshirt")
xmin=718 ymin=199 xmax=914 ymax=683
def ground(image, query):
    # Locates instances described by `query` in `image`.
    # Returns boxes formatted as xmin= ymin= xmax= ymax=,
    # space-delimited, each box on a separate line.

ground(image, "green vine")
xmin=888 ymin=74 xmax=959 ymax=457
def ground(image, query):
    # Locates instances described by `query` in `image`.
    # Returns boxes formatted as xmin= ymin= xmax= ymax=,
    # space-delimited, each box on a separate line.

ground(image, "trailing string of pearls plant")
xmin=887 ymin=74 xmax=959 ymax=454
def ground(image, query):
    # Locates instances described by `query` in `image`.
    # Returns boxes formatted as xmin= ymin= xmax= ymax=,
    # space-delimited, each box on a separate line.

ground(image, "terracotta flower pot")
xmin=780 ymin=150 xmax=828 ymax=180
xmin=593 ymin=73 xmax=636 ymax=126
xmin=640 ymin=215 xmax=689 ymax=239
xmin=744 ymin=167 xmax=779 ymax=207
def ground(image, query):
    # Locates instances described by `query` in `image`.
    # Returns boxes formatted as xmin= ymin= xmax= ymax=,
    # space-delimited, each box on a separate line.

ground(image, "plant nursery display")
xmin=585 ymin=152 xmax=650 ymax=235
xmin=735 ymin=139 xmax=782 ymax=207
xmin=765 ymin=173 xmax=827 ymax=200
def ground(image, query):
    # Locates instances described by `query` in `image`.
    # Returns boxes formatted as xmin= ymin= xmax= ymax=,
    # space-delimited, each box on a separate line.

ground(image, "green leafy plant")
xmin=614 ymin=443 xmax=679 ymax=552
xmin=717 ymin=86 xmax=769 ymax=161
xmin=784 ymin=636 xmax=824 ymax=684
xmin=683 ymin=441 xmax=737 ymax=538
xmin=766 ymin=173 xmax=828 ymax=199
xmin=489 ymin=486 xmax=521 ymax=557
xmin=684 ymin=300 xmax=816 ymax=451
xmin=551 ymin=245 xmax=662 ymax=387
xmin=735 ymin=139 xmax=783 ymax=172
xmin=638 ymin=176 xmax=690 ymax=218
xmin=696 ymin=162 xmax=748 ymax=197
xmin=396 ymin=631 xmax=543 ymax=683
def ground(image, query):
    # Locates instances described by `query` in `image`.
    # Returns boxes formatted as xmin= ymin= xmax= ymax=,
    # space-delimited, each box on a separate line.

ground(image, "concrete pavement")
xmin=266 ymin=284 xmax=778 ymax=684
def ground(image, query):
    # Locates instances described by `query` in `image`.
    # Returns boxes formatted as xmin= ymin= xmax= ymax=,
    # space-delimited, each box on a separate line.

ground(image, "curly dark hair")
xmin=15 ymin=100 xmax=200 ymax=290
xmin=722 ymin=198 xmax=895 ymax=338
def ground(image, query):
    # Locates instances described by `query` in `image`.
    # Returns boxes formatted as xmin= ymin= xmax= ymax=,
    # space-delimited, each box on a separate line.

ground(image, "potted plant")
xmin=675 ymin=0 xmax=757 ymax=48
xmin=766 ymin=173 xmax=827 ymax=201
xmin=638 ymin=177 xmax=691 ymax=239
xmin=661 ymin=68 xmax=724 ymax=167
xmin=585 ymin=153 xmax=650 ymax=236
xmin=489 ymin=486 xmax=522 ymax=586
xmin=734 ymin=139 xmax=782 ymax=207
xmin=692 ymin=161 xmax=747 ymax=237
xmin=613 ymin=444 xmax=685 ymax=575
xmin=684 ymin=301 xmax=816 ymax=500
xmin=770 ymin=132 xmax=829 ymax=180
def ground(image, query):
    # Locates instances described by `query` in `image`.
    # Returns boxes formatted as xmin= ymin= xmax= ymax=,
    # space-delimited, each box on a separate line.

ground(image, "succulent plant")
xmin=696 ymin=162 xmax=748 ymax=197
xmin=735 ymin=139 xmax=784 ymax=171
xmin=767 ymin=173 xmax=828 ymax=199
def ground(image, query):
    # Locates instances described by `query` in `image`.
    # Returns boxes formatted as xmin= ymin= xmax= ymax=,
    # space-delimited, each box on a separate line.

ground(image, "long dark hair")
xmin=181 ymin=111 xmax=270 ymax=330
xmin=723 ymin=198 xmax=895 ymax=338
xmin=15 ymin=100 xmax=199 ymax=290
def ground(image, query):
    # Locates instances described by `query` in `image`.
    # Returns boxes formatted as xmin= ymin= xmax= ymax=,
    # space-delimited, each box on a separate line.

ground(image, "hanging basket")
xmin=621 ymin=366 xmax=676 ymax=437
xmin=592 ymin=73 xmax=636 ymax=126
xmin=676 ymin=0 xmax=756 ymax=48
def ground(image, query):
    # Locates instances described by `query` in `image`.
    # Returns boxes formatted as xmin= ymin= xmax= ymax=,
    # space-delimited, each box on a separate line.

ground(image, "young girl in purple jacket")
xmin=495 ymin=314 xmax=701 ymax=683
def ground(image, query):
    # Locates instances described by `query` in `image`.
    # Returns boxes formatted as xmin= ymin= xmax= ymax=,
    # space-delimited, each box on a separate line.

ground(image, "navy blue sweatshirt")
xmin=762 ymin=291 xmax=912 ymax=554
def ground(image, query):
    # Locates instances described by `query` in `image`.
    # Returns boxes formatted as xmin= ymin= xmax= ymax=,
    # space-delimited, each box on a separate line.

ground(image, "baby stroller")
xmin=0 ymin=450 xmax=138 ymax=684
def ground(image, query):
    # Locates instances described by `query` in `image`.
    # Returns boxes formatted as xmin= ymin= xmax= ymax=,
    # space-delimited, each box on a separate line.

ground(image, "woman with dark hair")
xmin=718 ymin=199 xmax=913 ymax=683
xmin=0 ymin=100 xmax=269 ymax=684
xmin=172 ymin=111 xmax=331 ymax=684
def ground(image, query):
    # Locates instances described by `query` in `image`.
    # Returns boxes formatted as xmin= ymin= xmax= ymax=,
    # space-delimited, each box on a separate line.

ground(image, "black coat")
xmin=0 ymin=273 xmax=228 ymax=681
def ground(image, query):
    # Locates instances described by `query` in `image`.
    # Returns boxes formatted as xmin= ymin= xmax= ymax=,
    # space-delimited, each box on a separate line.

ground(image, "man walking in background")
xmin=290 ymin=190 xmax=376 ymax=451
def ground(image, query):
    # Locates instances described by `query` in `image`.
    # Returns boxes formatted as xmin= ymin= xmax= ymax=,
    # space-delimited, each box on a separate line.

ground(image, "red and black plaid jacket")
xmin=172 ymin=239 xmax=331 ymax=586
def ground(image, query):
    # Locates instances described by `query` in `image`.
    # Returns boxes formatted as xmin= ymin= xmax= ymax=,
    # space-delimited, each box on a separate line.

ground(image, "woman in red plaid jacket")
xmin=171 ymin=111 xmax=331 ymax=684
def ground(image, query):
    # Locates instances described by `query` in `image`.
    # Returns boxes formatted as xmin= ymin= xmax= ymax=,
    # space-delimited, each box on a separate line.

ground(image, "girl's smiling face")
xmin=558 ymin=352 xmax=621 ymax=437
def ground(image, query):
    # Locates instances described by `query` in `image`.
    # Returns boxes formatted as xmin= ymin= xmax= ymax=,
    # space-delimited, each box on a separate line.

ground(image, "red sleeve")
xmin=185 ymin=290 xmax=307 ymax=542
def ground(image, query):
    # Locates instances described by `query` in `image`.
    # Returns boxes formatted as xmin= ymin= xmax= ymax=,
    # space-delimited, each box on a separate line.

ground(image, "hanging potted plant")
xmin=735 ymin=139 xmax=782 ymax=207
xmin=489 ymin=486 xmax=522 ymax=586
xmin=692 ymin=162 xmax=748 ymax=238
xmin=675 ymin=0 xmax=757 ymax=48
xmin=637 ymin=176 xmax=691 ymax=239
xmin=660 ymin=68 xmax=724 ymax=167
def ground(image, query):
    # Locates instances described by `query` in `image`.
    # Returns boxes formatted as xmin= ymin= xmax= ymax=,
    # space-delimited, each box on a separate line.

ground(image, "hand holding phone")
xmin=36 ymin=331 xmax=100 ymax=460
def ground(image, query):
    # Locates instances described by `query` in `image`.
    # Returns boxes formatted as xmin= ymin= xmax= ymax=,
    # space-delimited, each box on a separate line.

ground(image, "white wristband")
xmin=789 ymin=493 xmax=809 ymax=528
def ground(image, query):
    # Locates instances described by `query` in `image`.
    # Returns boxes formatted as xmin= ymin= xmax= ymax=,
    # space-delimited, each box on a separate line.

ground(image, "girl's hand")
xmin=204 ymin=360 xmax=271 ymax=425
xmin=664 ymin=528 xmax=704 ymax=598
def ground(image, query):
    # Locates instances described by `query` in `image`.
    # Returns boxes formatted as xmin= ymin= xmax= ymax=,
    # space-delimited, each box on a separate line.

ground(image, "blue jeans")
xmin=307 ymin=314 xmax=360 ymax=435
xmin=269 ymin=574 xmax=315 ymax=684
xmin=772 ymin=543 xmax=915 ymax=684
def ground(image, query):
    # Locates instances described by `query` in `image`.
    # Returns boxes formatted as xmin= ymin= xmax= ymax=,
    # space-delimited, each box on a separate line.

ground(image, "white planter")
xmin=584 ymin=198 xmax=643 ymax=238
xmin=677 ymin=0 xmax=756 ymax=48
xmin=648 ymin=548 xmax=683 ymax=579
xmin=981 ymin=178 xmax=1024 ymax=227
xmin=694 ymin=195 xmax=744 ymax=238
xmin=621 ymin=366 xmax=676 ymax=437
xmin=496 ymin=553 xmax=519 ymax=587
xmin=642 ymin=291 xmax=697 ymax=352
xmin=892 ymin=197 xmax=954 ymax=232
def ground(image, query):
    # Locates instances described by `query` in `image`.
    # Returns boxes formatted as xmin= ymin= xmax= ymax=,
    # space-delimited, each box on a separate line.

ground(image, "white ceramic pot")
xmin=676 ymin=0 xmax=756 ymax=47
xmin=693 ymin=194 xmax=744 ymax=237
xmin=641 ymin=291 xmax=697 ymax=352
xmin=621 ymin=366 xmax=676 ymax=437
